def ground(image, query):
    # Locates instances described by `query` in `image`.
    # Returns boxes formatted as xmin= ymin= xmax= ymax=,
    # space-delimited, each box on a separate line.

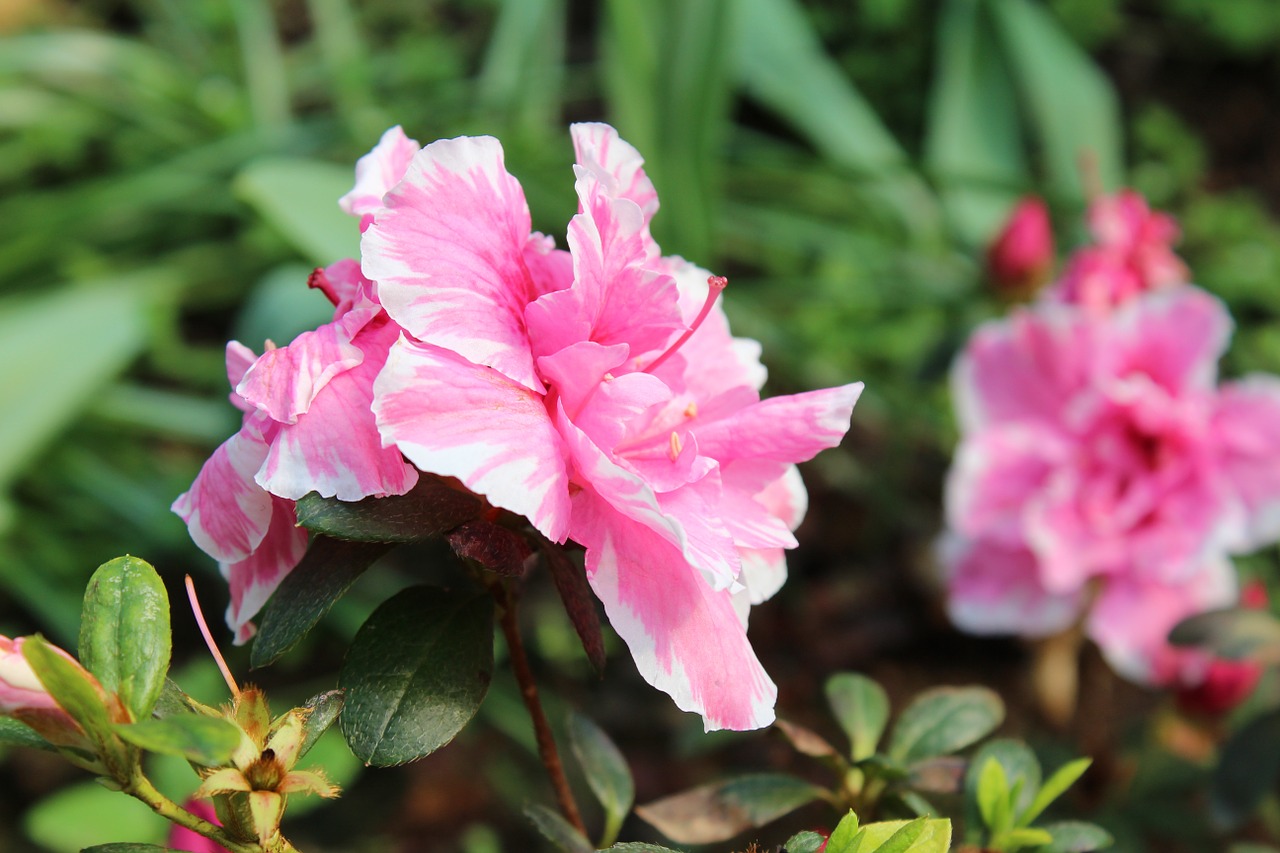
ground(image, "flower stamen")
xmin=185 ymin=575 xmax=240 ymax=700
xmin=668 ymin=431 xmax=684 ymax=462
xmin=643 ymin=276 xmax=727 ymax=374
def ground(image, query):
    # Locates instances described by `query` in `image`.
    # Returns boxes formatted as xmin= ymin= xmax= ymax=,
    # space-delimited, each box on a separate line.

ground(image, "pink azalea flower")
xmin=172 ymin=264 xmax=419 ymax=643
xmin=0 ymin=636 xmax=102 ymax=748
xmin=986 ymin=196 xmax=1054 ymax=296
xmin=365 ymin=123 xmax=862 ymax=730
xmin=943 ymin=285 xmax=1280 ymax=686
xmin=1051 ymin=189 xmax=1189 ymax=312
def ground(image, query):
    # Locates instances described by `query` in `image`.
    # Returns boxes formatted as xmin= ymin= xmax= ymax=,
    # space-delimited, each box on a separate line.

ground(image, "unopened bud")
xmin=986 ymin=197 xmax=1054 ymax=297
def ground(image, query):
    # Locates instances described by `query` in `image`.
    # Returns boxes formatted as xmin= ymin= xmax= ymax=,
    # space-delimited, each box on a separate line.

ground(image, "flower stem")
xmin=494 ymin=581 xmax=587 ymax=837
xmin=123 ymin=770 xmax=266 ymax=853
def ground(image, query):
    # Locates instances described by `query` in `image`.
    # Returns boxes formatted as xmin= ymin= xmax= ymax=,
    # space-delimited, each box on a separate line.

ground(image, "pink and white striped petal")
xmin=374 ymin=337 xmax=571 ymax=542
xmin=941 ymin=536 xmax=1082 ymax=639
xmin=222 ymin=496 xmax=309 ymax=645
xmin=236 ymin=323 xmax=365 ymax=425
xmin=363 ymin=135 xmax=541 ymax=390
xmin=1103 ymin=286 xmax=1230 ymax=396
xmin=691 ymin=383 xmax=864 ymax=465
xmin=570 ymin=123 xmax=660 ymax=252
xmin=1215 ymin=375 xmax=1280 ymax=549
xmin=339 ymin=125 xmax=421 ymax=219
xmin=574 ymin=491 xmax=776 ymax=731
xmin=172 ymin=419 xmax=274 ymax=563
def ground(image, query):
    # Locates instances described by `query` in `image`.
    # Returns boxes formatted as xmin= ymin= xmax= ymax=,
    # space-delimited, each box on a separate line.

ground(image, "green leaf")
xmin=293 ymin=476 xmax=483 ymax=544
xmin=0 ymin=716 xmax=53 ymax=751
xmin=887 ymin=686 xmax=1004 ymax=764
xmin=1168 ymin=608 xmax=1280 ymax=662
xmin=997 ymin=827 xmax=1054 ymax=850
xmin=924 ymin=0 xmax=1028 ymax=245
xmin=112 ymin=715 xmax=240 ymax=765
xmin=78 ymin=556 xmax=171 ymax=722
xmin=825 ymin=672 xmax=890 ymax=760
xmin=855 ymin=818 xmax=951 ymax=853
xmin=775 ymin=717 xmax=842 ymax=761
xmin=339 ymin=586 xmax=494 ymax=766
xmin=824 ymin=809 xmax=861 ymax=853
xmin=1038 ymin=821 xmax=1113 ymax=852
xmin=476 ymin=0 xmax=566 ymax=139
xmin=1020 ymin=758 xmax=1091 ymax=826
xmin=977 ymin=758 xmax=1011 ymax=833
xmin=568 ymin=712 xmax=634 ymax=842
xmin=524 ymin=803 xmax=594 ymax=853
xmin=635 ymin=773 xmax=824 ymax=844
xmin=604 ymin=845 xmax=686 ymax=853
xmin=23 ymin=636 xmax=113 ymax=749
xmin=783 ymin=831 xmax=828 ymax=853
xmin=81 ymin=846 xmax=171 ymax=852
xmin=542 ymin=540 xmax=606 ymax=675
xmin=234 ymin=157 xmax=359 ymax=266
xmin=1212 ymin=707 xmax=1280 ymax=828
xmin=0 ymin=275 xmax=160 ymax=499
xmin=986 ymin=0 xmax=1122 ymax=203
xmin=25 ymin=780 xmax=166 ymax=852
xmin=299 ymin=689 xmax=345 ymax=760
xmin=250 ymin=536 xmax=392 ymax=668
xmin=963 ymin=739 xmax=1040 ymax=843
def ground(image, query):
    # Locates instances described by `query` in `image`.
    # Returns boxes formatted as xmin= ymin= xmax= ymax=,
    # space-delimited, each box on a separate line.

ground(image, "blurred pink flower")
xmin=986 ymin=196 xmax=1054 ymax=295
xmin=168 ymin=798 xmax=231 ymax=853
xmin=1052 ymin=189 xmax=1189 ymax=312
xmin=943 ymin=285 xmax=1280 ymax=686
xmin=365 ymin=123 xmax=862 ymax=730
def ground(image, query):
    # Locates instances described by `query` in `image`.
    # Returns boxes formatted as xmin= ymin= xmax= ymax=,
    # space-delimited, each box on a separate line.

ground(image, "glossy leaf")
xmin=825 ymin=672 xmax=890 ymax=760
xmin=234 ymin=157 xmax=359 ymax=266
xmin=78 ymin=555 xmax=171 ymax=722
xmin=250 ymin=536 xmax=392 ymax=669
xmin=783 ymin=831 xmax=828 ymax=853
xmin=525 ymin=803 xmax=594 ymax=853
xmin=1169 ymin=608 xmax=1280 ymax=662
xmin=293 ymin=476 xmax=483 ymax=544
xmin=635 ymin=773 xmax=824 ymax=844
xmin=887 ymin=686 xmax=1003 ymax=764
xmin=1212 ymin=707 xmax=1280 ymax=828
xmin=542 ymin=541 xmax=606 ymax=675
xmin=339 ymin=586 xmax=494 ymax=766
xmin=299 ymin=689 xmax=345 ymax=760
xmin=568 ymin=712 xmax=634 ymax=841
xmin=1038 ymin=821 xmax=1113 ymax=852
xmin=112 ymin=715 xmax=240 ymax=765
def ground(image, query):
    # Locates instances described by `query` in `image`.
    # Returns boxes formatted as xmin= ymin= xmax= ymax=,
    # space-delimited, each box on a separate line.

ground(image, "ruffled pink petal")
xmin=1101 ymin=287 xmax=1230 ymax=396
xmin=537 ymin=340 xmax=670 ymax=451
xmin=940 ymin=536 xmax=1082 ymax=638
xmin=236 ymin=321 xmax=366 ymax=425
xmin=946 ymin=423 xmax=1071 ymax=545
xmin=172 ymin=419 xmax=274 ymax=563
xmin=523 ymin=233 xmax=574 ymax=298
xmin=363 ymin=135 xmax=541 ymax=390
xmin=258 ymin=318 xmax=419 ymax=501
xmin=570 ymin=123 xmax=660 ymax=253
xmin=1214 ymin=375 xmax=1280 ymax=549
xmin=690 ymin=383 xmax=864 ymax=466
xmin=1086 ymin=557 xmax=1236 ymax=686
xmin=226 ymin=341 xmax=258 ymax=413
xmin=309 ymin=258 xmax=373 ymax=316
xmin=374 ymin=337 xmax=571 ymax=542
xmin=574 ymin=490 xmax=776 ymax=731
xmin=339 ymin=125 xmax=421 ymax=218
xmin=222 ymin=496 xmax=309 ymax=644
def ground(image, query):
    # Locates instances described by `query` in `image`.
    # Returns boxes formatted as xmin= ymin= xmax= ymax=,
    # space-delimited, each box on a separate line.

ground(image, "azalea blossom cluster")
xmin=174 ymin=123 xmax=862 ymax=731
xmin=944 ymin=190 xmax=1280 ymax=693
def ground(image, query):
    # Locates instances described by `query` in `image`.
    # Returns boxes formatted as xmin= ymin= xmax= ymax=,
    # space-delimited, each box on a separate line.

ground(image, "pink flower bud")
xmin=1176 ymin=581 xmax=1268 ymax=717
xmin=0 ymin=635 xmax=100 ymax=747
xmin=168 ymin=798 xmax=232 ymax=853
xmin=986 ymin=197 xmax=1054 ymax=296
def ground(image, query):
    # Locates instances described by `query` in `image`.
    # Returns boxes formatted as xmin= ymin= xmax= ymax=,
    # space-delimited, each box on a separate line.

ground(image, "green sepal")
xmin=112 ymin=715 xmax=241 ymax=766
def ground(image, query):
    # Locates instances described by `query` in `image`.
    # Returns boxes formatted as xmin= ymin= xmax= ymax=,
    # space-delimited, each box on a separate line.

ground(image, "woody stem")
xmin=494 ymin=581 xmax=587 ymax=836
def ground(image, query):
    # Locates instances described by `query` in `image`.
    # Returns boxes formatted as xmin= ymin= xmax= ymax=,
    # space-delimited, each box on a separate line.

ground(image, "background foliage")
xmin=2 ymin=0 xmax=1280 ymax=850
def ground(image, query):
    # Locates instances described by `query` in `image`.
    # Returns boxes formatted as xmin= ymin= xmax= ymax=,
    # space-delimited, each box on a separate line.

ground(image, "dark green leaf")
xmin=152 ymin=679 xmax=218 ymax=719
xmin=299 ymin=689 xmax=345 ymax=760
xmin=635 ymin=773 xmax=824 ymax=844
xmin=234 ymin=158 xmax=360 ymax=266
xmin=339 ymin=586 xmax=494 ymax=766
xmin=1038 ymin=821 xmax=1113 ymax=852
xmin=250 ymin=536 xmax=391 ymax=669
xmin=112 ymin=715 xmax=240 ymax=765
xmin=825 ymin=672 xmax=890 ymax=760
xmin=542 ymin=541 xmax=605 ymax=675
xmin=783 ymin=831 xmax=828 ymax=853
xmin=293 ymin=476 xmax=483 ymax=544
xmin=23 ymin=636 xmax=113 ymax=749
xmin=987 ymin=0 xmax=1122 ymax=203
xmin=568 ymin=712 xmax=634 ymax=835
xmin=524 ymin=803 xmax=593 ymax=853
xmin=78 ymin=556 xmax=171 ymax=722
xmin=1212 ymin=707 xmax=1280 ymax=828
xmin=887 ymin=686 xmax=1003 ymax=763
xmin=0 ymin=716 xmax=53 ymax=752
xmin=1169 ymin=608 xmax=1280 ymax=662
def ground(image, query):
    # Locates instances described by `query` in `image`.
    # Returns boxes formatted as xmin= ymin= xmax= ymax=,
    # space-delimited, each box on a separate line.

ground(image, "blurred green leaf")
xmin=977 ymin=758 xmax=1012 ymax=834
xmin=887 ymin=686 xmax=1003 ymax=764
xmin=477 ymin=0 xmax=565 ymax=140
xmin=251 ymin=536 xmax=391 ymax=668
xmin=568 ymin=712 xmax=634 ymax=845
xmin=635 ymin=773 xmax=824 ymax=844
xmin=1022 ymin=758 xmax=1091 ymax=826
xmin=525 ymin=803 xmax=594 ymax=853
xmin=986 ymin=0 xmax=1122 ymax=202
xmin=234 ymin=157 xmax=359 ymax=265
xmin=825 ymin=672 xmax=890 ymax=761
xmin=1038 ymin=820 xmax=1113 ymax=852
xmin=78 ymin=556 xmax=171 ymax=722
xmin=339 ymin=586 xmax=494 ymax=766
xmin=1169 ymin=607 xmax=1280 ymax=662
xmin=782 ymin=831 xmax=828 ymax=853
xmin=925 ymin=0 xmax=1028 ymax=245
xmin=605 ymin=844 xmax=685 ymax=852
xmin=1212 ymin=707 xmax=1280 ymax=828
xmin=24 ymin=780 xmax=165 ymax=852
xmin=81 ymin=845 xmax=170 ymax=852
xmin=964 ymin=739 xmax=1040 ymax=842
xmin=112 ymin=715 xmax=240 ymax=765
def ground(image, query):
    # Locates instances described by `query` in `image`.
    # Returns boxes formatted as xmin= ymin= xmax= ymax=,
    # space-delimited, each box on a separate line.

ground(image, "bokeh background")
xmin=3 ymin=0 xmax=1280 ymax=850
